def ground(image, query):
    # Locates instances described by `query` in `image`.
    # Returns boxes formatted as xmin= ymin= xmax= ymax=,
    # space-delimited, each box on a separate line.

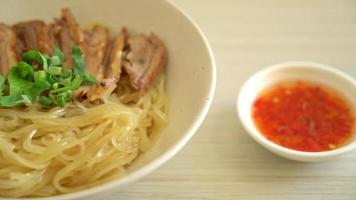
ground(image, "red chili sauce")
xmin=252 ymin=81 xmax=354 ymax=152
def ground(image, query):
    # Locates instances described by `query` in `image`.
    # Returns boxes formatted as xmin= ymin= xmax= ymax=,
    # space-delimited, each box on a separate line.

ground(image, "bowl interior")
xmin=238 ymin=62 xmax=356 ymax=160
xmin=0 ymin=0 xmax=215 ymax=199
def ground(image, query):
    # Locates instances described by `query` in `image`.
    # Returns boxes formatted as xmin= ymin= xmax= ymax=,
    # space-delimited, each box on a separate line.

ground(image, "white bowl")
xmin=237 ymin=62 xmax=356 ymax=162
xmin=0 ymin=0 xmax=216 ymax=199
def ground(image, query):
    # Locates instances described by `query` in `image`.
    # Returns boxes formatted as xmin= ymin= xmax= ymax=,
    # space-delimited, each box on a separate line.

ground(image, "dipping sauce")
xmin=252 ymin=81 xmax=354 ymax=152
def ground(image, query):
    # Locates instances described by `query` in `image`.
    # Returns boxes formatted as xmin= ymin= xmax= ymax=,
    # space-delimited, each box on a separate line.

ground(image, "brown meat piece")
xmin=88 ymin=77 xmax=117 ymax=102
xmin=122 ymin=33 xmax=166 ymax=93
xmin=47 ymin=24 xmax=58 ymax=52
xmin=74 ymin=78 xmax=117 ymax=103
xmin=0 ymin=24 xmax=18 ymax=76
xmin=77 ymin=28 xmax=127 ymax=102
xmin=82 ymin=25 xmax=109 ymax=80
xmin=52 ymin=8 xmax=84 ymax=68
xmin=12 ymin=20 xmax=55 ymax=55
xmin=105 ymin=28 xmax=127 ymax=80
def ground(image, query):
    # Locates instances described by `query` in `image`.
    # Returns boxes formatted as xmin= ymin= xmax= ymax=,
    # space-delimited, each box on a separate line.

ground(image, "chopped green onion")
xmin=53 ymin=47 xmax=64 ymax=64
xmin=83 ymin=74 xmax=97 ymax=84
xmin=22 ymin=50 xmax=41 ymax=62
xmin=33 ymin=70 xmax=49 ymax=89
xmin=21 ymin=94 xmax=32 ymax=106
xmin=0 ymin=75 xmax=5 ymax=96
xmin=17 ymin=61 xmax=34 ymax=78
xmin=48 ymin=66 xmax=62 ymax=75
xmin=71 ymin=75 xmax=83 ymax=90
xmin=37 ymin=71 xmax=46 ymax=81
xmin=34 ymin=80 xmax=50 ymax=89
xmin=60 ymin=77 xmax=72 ymax=87
xmin=0 ymin=95 xmax=23 ymax=107
xmin=49 ymin=86 xmax=71 ymax=94
xmin=42 ymin=55 xmax=48 ymax=71
xmin=52 ymin=83 xmax=59 ymax=89
xmin=7 ymin=67 xmax=34 ymax=97
xmin=72 ymin=47 xmax=84 ymax=76
xmin=61 ymin=90 xmax=72 ymax=102
xmin=49 ymin=56 xmax=62 ymax=66
xmin=39 ymin=96 xmax=53 ymax=107
xmin=62 ymin=69 xmax=72 ymax=78
xmin=35 ymin=70 xmax=46 ymax=82
xmin=55 ymin=90 xmax=73 ymax=107
xmin=56 ymin=95 xmax=66 ymax=107
xmin=47 ymin=74 xmax=57 ymax=84
xmin=48 ymin=93 xmax=55 ymax=101
xmin=0 ymin=45 xmax=98 ymax=108
xmin=22 ymin=50 xmax=48 ymax=71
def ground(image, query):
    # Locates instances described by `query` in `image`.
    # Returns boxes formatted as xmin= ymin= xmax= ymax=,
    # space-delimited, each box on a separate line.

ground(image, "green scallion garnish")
xmin=0 ymin=46 xmax=97 ymax=108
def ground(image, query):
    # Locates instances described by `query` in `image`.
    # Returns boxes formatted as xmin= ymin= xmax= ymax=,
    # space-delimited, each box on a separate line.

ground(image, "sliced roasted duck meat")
xmin=0 ymin=24 xmax=18 ymax=76
xmin=122 ymin=33 xmax=166 ymax=93
xmin=87 ymin=77 xmax=117 ymax=102
xmin=48 ymin=24 xmax=58 ymax=50
xmin=82 ymin=25 xmax=110 ymax=80
xmin=85 ymin=31 xmax=166 ymax=102
xmin=77 ymin=29 xmax=127 ymax=102
xmin=52 ymin=8 xmax=84 ymax=68
xmin=12 ymin=20 xmax=55 ymax=56
xmin=13 ymin=20 xmax=55 ymax=55
xmin=105 ymin=28 xmax=127 ymax=80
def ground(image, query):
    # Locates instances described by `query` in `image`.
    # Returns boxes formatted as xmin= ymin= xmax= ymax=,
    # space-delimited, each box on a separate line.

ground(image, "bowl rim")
xmin=237 ymin=61 xmax=356 ymax=161
xmin=1 ymin=1 xmax=216 ymax=200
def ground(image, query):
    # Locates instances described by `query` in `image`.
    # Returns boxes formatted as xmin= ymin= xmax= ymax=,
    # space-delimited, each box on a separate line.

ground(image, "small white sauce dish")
xmin=237 ymin=61 xmax=356 ymax=162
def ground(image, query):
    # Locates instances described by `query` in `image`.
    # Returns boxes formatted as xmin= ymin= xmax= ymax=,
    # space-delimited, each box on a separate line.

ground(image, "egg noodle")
xmin=0 ymin=76 xmax=168 ymax=197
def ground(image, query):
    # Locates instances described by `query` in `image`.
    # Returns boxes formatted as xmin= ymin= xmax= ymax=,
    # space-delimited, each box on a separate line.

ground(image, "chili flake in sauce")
xmin=252 ymin=81 xmax=354 ymax=152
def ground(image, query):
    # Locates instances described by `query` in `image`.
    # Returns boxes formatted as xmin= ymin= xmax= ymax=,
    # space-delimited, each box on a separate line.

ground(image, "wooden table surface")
xmin=98 ymin=0 xmax=356 ymax=199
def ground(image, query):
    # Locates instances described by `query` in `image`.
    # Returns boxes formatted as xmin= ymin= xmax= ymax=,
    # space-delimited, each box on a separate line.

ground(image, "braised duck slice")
xmin=53 ymin=8 xmax=84 ymax=68
xmin=86 ymin=77 xmax=117 ymax=102
xmin=105 ymin=28 xmax=127 ymax=80
xmin=83 ymin=29 xmax=127 ymax=102
xmin=0 ymin=24 xmax=18 ymax=76
xmin=48 ymin=24 xmax=58 ymax=52
xmin=12 ymin=20 xmax=55 ymax=55
xmin=122 ymin=33 xmax=166 ymax=93
xmin=83 ymin=25 xmax=109 ymax=80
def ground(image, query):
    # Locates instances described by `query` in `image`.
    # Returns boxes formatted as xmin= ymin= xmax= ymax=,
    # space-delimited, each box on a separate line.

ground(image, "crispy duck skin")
xmin=83 ymin=25 xmax=110 ymax=80
xmin=52 ymin=8 xmax=84 ymax=68
xmin=12 ymin=20 xmax=55 ymax=55
xmin=105 ymin=28 xmax=127 ymax=80
xmin=0 ymin=23 xmax=18 ymax=76
xmin=123 ymin=33 xmax=166 ymax=93
xmin=83 ymin=28 xmax=127 ymax=102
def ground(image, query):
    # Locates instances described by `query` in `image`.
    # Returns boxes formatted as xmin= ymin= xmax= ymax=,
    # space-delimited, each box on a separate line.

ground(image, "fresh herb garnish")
xmin=72 ymin=46 xmax=85 ymax=76
xmin=0 ymin=46 xmax=97 ymax=108
xmin=0 ymin=75 xmax=5 ymax=96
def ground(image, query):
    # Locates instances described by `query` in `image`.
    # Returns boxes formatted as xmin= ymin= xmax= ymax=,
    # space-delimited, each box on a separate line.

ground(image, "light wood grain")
xmin=93 ymin=0 xmax=356 ymax=199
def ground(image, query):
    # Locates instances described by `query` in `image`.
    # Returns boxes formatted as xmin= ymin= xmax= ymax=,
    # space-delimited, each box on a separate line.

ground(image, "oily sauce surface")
xmin=252 ymin=81 xmax=354 ymax=152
